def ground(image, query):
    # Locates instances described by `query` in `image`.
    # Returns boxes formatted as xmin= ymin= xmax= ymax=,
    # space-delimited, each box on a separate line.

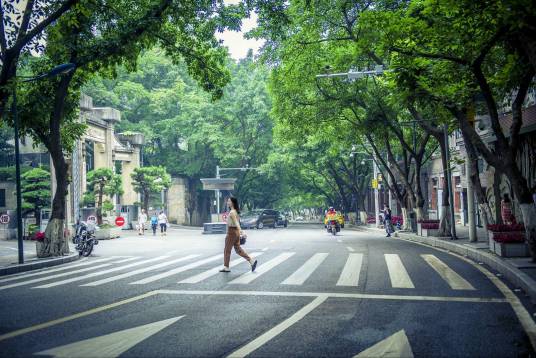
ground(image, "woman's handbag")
xmin=239 ymin=231 xmax=247 ymax=245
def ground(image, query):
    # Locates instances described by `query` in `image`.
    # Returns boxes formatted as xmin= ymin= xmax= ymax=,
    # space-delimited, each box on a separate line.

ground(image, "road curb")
xmin=0 ymin=253 xmax=80 ymax=276
xmin=347 ymin=225 xmax=536 ymax=304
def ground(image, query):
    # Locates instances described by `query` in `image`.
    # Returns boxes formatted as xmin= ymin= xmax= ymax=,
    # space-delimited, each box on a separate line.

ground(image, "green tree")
xmin=21 ymin=167 xmax=51 ymax=228
xmin=13 ymin=0 xmax=245 ymax=255
xmin=131 ymin=167 xmax=171 ymax=212
xmin=84 ymin=168 xmax=123 ymax=225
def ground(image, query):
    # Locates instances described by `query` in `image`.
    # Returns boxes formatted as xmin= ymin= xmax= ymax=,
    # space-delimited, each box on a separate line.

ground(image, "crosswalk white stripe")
xmin=281 ymin=253 xmax=328 ymax=285
xmin=81 ymin=255 xmax=201 ymax=286
xmin=0 ymin=257 xmax=119 ymax=284
xmin=421 ymin=254 xmax=475 ymax=290
xmin=33 ymin=256 xmax=171 ymax=289
xmin=229 ymin=252 xmax=295 ymax=285
xmin=0 ymin=263 xmax=114 ymax=290
xmin=336 ymin=253 xmax=363 ymax=286
xmin=179 ymin=252 xmax=264 ymax=284
xmin=112 ymin=257 xmax=141 ymax=264
xmin=385 ymin=254 xmax=415 ymax=289
xmin=130 ymin=254 xmax=222 ymax=285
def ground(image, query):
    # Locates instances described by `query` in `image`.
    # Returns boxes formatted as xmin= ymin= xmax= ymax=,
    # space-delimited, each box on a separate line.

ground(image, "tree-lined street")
xmin=0 ymin=225 xmax=534 ymax=357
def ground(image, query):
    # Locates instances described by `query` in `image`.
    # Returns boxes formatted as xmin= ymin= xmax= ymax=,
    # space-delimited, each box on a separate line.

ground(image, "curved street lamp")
xmin=11 ymin=63 xmax=76 ymax=264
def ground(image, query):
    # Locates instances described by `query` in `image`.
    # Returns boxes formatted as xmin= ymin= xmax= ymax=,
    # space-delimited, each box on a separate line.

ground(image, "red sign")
xmin=87 ymin=215 xmax=97 ymax=223
xmin=0 ymin=214 xmax=9 ymax=224
xmin=115 ymin=216 xmax=125 ymax=227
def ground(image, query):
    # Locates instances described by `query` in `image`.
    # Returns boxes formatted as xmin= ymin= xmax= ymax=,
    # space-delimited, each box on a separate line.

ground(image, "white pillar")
xmin=466 ymin=159 xmax=477 ymax=242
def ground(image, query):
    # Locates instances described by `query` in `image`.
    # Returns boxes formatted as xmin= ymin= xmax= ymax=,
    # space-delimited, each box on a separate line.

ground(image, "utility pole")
xmin=373 ymin=154 xmax=380 ymax=228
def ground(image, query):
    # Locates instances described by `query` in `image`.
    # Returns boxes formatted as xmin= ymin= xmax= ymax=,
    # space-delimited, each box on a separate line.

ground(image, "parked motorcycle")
xmin=326 ymin=219 xmax=340 ymax=236
xmin=73 ymin=221 xmax=99 ymax=257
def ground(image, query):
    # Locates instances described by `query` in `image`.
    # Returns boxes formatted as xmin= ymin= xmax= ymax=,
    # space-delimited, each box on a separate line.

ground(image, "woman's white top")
xmin=158 ymin=213 xmax=167 ymax=224
xmin=227 ymin=210 xmax=240 ymax=228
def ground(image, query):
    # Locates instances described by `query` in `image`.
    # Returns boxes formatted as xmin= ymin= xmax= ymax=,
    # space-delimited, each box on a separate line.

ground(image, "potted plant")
xmin=487 ymin=224 xmax=528 ymax=257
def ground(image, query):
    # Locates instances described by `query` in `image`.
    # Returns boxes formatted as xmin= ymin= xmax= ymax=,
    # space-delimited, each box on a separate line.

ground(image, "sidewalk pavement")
xmin=0 ymin=239 xmax=79 ymax=276
xmin=350 ymin=224 xmax=536 ymax=305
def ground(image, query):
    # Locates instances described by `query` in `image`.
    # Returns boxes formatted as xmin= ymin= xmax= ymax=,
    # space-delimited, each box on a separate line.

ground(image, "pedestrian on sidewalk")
xmin=138 ymin=209 xmax=147 ymax=236
xmin=150 ymin=212 xmax=158 ymax=236
xmin=501 ymin=193 xmax=516 ymax=225
xmin=383 ymin=204 xmax=393 ymax=237
xmin=158 ymin=211 xmax=168 ymax=236
xmin=220 ymin=197 xmax=257 ymax=273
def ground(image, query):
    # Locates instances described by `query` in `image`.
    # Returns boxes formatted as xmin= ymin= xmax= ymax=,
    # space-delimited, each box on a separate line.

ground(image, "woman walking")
xmin=138 ymin=209 xmax=147 ymax=236
xmin=220 ymin=197 xmax=257 ymax=273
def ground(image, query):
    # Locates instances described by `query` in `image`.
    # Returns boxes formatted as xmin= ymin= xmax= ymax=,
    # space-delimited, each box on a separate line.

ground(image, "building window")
xmin=0 ymin=189 xmax=5 ymax=207
xmin=431 ymin=178 xmax=438 ymax=210
xmin=114 ymin=161 xmax=122 ymax=174
xmin=85 ymin=140 xmax=94 ymax=173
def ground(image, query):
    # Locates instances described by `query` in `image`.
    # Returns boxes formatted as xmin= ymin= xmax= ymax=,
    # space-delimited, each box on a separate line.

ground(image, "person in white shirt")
xmin=158 ymin=211 xmax=168 ymax=236
xmin=138 ymin=209 xmax=147 ymax=236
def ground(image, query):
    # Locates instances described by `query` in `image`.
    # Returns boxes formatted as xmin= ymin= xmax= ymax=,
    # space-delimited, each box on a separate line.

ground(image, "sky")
xmin=216 ymin=2 xmax=265 ymax=60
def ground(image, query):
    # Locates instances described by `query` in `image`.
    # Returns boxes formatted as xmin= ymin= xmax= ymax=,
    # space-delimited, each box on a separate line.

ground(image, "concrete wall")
xmin=120 ymin=147 xmax=141 ymax=206
xmin=0 ymin=182 xmax=16 ymax=211
xmin=168 ymin=177 xmax=188 ymax=224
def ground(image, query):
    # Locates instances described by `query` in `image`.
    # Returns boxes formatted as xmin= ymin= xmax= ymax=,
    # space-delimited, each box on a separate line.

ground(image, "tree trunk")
xmin=493 ymin=169 xmax=503 ymax=224
xmin=414 ymin=206 xmax=424 ymax=222
xmin=97 ymin=185 xmax=103 ymax=225
xmin=39 ymin=150 xmax=69 ymax=257
xmin=401 ymin=207 xmax=411 ymax=231
xmin=143 ymin=189 xmax=149 ymax=212
xmin=519 ymin=203 xmax=536 ymax=262
xmin=438 ymin=206 xmax=451 ymax=237
xmin=35 ymin=209 xmax=41 ymax=228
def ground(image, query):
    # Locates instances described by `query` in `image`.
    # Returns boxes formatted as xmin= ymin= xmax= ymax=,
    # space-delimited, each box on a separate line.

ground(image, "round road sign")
xmin=87 ymin=215 xmax=97 ymax=223
xmin=115 ymin=216 xmax=125 ymax=227
xmin=0 ymin=214 xmax=9 ymax=224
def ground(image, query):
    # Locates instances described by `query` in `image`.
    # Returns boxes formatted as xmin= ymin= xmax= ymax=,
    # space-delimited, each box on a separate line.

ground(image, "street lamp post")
xmin=10 ymin=63 xmax=76 ymax=264
xmin=350 ymin=147 xmax=380 ymax=227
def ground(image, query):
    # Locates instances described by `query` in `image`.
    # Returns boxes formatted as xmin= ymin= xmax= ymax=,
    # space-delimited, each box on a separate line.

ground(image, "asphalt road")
xmin=0 ymin=224 xmax=534 ymax=357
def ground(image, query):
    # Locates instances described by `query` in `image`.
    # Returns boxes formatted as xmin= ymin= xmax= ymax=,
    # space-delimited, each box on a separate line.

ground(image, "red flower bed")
xmin=418 ymin=219 xmax=440 ymax=224
xmin=32 ymin=231 xmax=46 ymax=242
xmin=421 ymin=223 xmax=439 ymax=230
xmin=492 ymin=232 xmax=525 ymax=243
xmin=487 ymin=224 xmax=525 ymax=232
xmin=391 ymin=216 xmax=403 ymax=225
xmin=367 ymin=217 xmax=376 ymax=224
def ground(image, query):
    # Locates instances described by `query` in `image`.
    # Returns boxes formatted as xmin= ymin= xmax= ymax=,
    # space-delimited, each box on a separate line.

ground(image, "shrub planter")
xmin=421 ymin=228 xmax=439 ymax=237
xmin=487 ymin=224 xmax=529 ymax=257
xmin=494 ymin=241 xmax=530 ymax=257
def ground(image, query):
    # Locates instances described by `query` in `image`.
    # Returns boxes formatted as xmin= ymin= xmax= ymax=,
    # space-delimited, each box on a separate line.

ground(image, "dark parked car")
xmin=276 ymin=212 xmax=288 ymax=227
xmin=240 ymin=209 xmax=278 ymax=229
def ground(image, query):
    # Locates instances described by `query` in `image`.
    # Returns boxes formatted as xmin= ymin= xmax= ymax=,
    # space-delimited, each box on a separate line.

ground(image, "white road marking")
xmin=130 ymin=254 xmax=222 ymax=285
xmin=111 ymin=257 xmax=141 ymax=264
xmin=336 ymin=253 xmax=363 ymax=286
xmin=35 ymin=316 xmax=184 ymax=358
xmin=281 ymin=253 xmax=328 ymax=285
xmin=421 ymin=254 xmax=475 ymax=290
xmin=346 ymin=247 xmax=355 ymax=252
xmin=396 ymin=236 xmax=536 ymax=350
xmin=229 ymin=252 xmax=295 ymax=285
xmin=179 ymin=252 xmax=264 ymax=284
xmin=33 ymin=256 xmax=171 ymax=289
xmin=158 ymin=289 xmax=506 ymax=303
xmin=81 ymin=255 xmax=200 ymax=286
xmin=0 ymin=257 xmax=119 ymax=284
xmin=354 ymin=329 xmax=414 ymax=358
xmin=227 ymin=295 xmax=328 ymax=357
xmin=385 ymin=254 xmax=415 ymax=289
xmin=337 ymin=239 xmax=342 ymax=243
xmin=262 ymin=247 xmax=269 ymax=251
xmin=0 ymin=263 xmax=114 ymax=290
